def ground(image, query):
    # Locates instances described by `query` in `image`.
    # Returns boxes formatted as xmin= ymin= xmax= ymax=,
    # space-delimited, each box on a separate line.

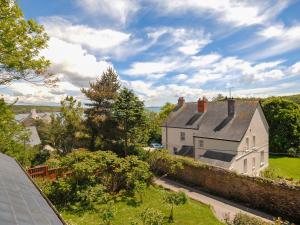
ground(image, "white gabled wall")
xmin=232 ymin=106 xmax=269 ymax=175
xmin=162 ymin=127 xmax=195 ymax=154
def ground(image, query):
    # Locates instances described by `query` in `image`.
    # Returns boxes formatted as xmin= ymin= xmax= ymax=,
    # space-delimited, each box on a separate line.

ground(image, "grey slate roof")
xmin=0 ymin=153 xmax=65 ymax=225
xmin=202 ymin=150 xmax=235 ymax=162
xmin=175 ymin=145 xmax=194 ymax=157
xmin=26 ymin=126 xmax=41 ymax=146
xmin=163 ymin=100 xmax=259 ymax=141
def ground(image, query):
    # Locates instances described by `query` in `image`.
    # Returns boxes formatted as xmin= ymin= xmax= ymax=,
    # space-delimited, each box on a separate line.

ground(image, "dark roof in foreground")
xmin=163 ymin=100 xmax=259 ymax=141
xmin=0 ymin=153 xmax=65 ymax=225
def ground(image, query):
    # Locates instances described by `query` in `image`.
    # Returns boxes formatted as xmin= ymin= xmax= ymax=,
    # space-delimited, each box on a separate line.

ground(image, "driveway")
xmin=155 ymin=177 xmax=274 ymax=223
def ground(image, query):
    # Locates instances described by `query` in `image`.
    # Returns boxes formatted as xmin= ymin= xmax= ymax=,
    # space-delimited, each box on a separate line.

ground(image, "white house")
xmin=162 ymin=97 xmax=269 ymax=176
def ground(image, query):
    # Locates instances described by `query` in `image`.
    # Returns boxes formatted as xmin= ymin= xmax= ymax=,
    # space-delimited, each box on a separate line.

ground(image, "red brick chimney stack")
xmin=198 ymin=96 xmax=207 ymax=113
xmin=177 ymin=97 xmax=185 ymax=107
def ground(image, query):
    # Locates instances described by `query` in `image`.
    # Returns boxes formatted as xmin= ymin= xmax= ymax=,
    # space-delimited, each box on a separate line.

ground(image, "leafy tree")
xmin=163 ymin=191 xmax=188 ymax=222
xmin=212 ymin=94 xmax=226 ymax=102
xmin=0 ymin=98 xmax=35 ymax=165
xmin=262 ymin=98 xmax=300 ymax=152
xmin=81 ymin=67 xmax=120 ymax=151
xmin=158 ymin=102 xmax=176 ymax=122
xmin=140 ymin=208 xmax=164 ymax=225
xmin=44 ymin=96 xmax=84 ymax=154
xmin=144 ymin=111 xmax=161 ymax=144
xmin=0 ymin=0 xmax=53 ymax=85
xmin=112 ymin=88 xmax=146 ymax=156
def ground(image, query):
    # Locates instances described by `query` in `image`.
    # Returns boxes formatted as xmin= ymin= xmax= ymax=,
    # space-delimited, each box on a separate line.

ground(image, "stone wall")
xmin=159 ymin=158 xmax=300 ymax=223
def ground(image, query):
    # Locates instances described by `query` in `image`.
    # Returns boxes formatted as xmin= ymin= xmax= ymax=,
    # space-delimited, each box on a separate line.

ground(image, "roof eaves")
xmin=15 ymin=159 xmax=67 ymax=225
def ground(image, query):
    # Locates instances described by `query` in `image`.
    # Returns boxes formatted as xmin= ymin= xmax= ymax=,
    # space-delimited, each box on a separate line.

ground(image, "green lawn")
xmin=61 ymin=186 xmax=223 ymax=225
xmin=269 ymin=156 xmax=300 ymax=180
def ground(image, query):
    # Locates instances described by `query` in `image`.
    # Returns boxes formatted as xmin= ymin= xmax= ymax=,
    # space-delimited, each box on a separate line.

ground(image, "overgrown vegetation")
xmin=225 ymin=213 xmax=294 ymax=225
xmin=261 ymin=98 xmax=300 ymax=153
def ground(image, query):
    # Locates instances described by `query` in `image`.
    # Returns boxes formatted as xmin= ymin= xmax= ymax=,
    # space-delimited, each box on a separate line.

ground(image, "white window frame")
xmin=243 ymin=158 xmax=247 ymax=174
xmin=253 ymin=135 xmax=256 ymax=148
xmin=252 ymin=157 xmax=256 ymax=171
xmin=180 ymin=132 xmax=185 ymax=141
xmin=246 ymin=137 xmax=249 ymax=151
xmin=198 ymin=140 xmax=204 ymax=148
xmin=260 ymin=151 xmax=265 ymax=166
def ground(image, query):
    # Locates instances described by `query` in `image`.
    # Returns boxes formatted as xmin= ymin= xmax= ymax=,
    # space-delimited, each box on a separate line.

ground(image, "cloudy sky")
xmin=1 ymin=0 xmax=300 ymax=106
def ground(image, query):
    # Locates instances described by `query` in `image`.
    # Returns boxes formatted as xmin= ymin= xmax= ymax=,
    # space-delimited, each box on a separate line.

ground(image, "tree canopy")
xmin=262 ymin=98 xmax=300 ymax=153
xmin=112 ymin=88 xmax=146 ymax=155
xmin=81 ymin=67 xmax=121 ymax=150
xmin=0 ymin=0 xmax=52 ymax=85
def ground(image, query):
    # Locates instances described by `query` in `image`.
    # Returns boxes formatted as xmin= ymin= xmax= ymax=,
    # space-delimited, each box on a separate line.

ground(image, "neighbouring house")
xmin=18 ymin=109 xmax=52 ymax=147
xmin=0 ymin=152 xmax=66 ymax=225
xmin=162 ymin=97 xmax=269 ymax=176
xmin=20 ymin=109 xmax=52 ymax=126
xmin=26 ymin=126 xmax=42 ymax=146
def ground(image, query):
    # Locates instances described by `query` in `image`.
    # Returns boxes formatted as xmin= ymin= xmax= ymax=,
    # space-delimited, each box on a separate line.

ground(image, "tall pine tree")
xmin=112 ymin=88 xmax=146 ymax=156
xmin=81 ymin=67 xmax=120 ymax=151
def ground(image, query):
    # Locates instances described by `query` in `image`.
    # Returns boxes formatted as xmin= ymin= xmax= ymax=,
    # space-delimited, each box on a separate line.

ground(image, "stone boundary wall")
xmin=158 ymin=158 xmax=300 ymax=223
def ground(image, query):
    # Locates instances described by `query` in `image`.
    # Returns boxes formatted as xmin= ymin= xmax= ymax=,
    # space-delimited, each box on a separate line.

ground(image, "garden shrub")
xmin=287 ymin=148 xmax=297 ymax=157
xmin=226 ymin=213 xmax=271 ymax=225
xmin=36 ymin=150 xmax=153 ymax=209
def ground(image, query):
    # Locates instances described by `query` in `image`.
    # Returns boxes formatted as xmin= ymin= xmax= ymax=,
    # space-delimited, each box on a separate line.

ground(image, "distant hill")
xmin=12 ymin=105 xmax=60 ymax=114
xmin=146 ymin=107 xmax=161 ymax=112
xmin=11 ymin=94 xmax=300 ymax=114
xmin=12 ymin=104 xmax=162 ymax=114
xmin=216 ymin=94 xmax=300 ymax=105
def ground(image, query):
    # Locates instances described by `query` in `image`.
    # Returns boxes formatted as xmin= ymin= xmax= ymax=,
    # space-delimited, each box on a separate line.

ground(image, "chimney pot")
xmin=177 ymin=97 xmax=185 ymax=107
xmin=228 ymin=98 xmax=235 ymax=117
xmin=198 ymin=96 xmax=207 ymax=113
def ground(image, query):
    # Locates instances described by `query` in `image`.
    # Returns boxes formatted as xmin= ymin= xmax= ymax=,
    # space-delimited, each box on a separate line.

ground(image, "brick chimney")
xmin=177 ymin=97 xmax=185 ymax=107
xmin=198 ymin=96 xmax=207 ymax=113
xmin=228 ymin=98 xmax=235 ymax=117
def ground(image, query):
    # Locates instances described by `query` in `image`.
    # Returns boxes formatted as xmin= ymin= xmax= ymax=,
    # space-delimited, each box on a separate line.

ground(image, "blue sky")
xmin=1 ymin=0 xmax=300 ymax=106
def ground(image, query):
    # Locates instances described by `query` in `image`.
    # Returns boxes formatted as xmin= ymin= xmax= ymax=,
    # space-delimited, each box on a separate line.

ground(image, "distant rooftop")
xmin=0 ymin=153 xmax=65 ymax=225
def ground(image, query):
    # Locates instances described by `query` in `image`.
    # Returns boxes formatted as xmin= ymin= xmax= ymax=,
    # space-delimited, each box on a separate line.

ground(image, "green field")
xmin=61 ymin=186 xmax=223 ymax=225
xmin=268 ymin=156 xmax=300 ymax=180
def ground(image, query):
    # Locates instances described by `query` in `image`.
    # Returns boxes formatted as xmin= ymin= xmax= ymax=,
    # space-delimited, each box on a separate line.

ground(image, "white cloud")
xmin=41 ymin=17 xmax=130 ymax=53
xmin=189 ymin=54 xmax=221 ymax=68
xmin=41 ymin=37 xmax=112 ymax=87
xmin=185 ymin=56 xmax=286 ymax=85
xmin=248 ymin=23 xmax=300 ymax=59
xmin=75 ymin=0 xmax=140 ymax=25
xmin=290 ymin=62 xmax=300 ymax=75
xmin=2 ymin=82 xmax=68 ymax=104
xmin=173 ymin=74 xmax=188 ymax=82
xmin=125 ymin=80 xmax=209 ymax=106
xmin=124 ymin=58 xmax=179 ymax=79
xmin=150 ymin=0 xmax=288 ymax=27
xmin=146 ymin=27 xmax=211 ymax=56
